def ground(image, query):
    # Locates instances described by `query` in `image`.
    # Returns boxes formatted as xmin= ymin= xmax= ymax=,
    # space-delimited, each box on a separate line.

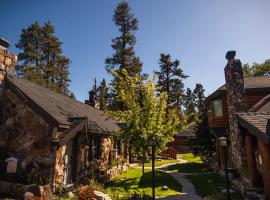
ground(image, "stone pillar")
xmin=257 ymin=141 xmax=270 ymax=200
xmin=224 ymin=50 xmax=247 ymax=170
xmin=216 ymin=140 xmax=222 ymax=169
xmin=244 ymin=133 xmax=258 ymax=187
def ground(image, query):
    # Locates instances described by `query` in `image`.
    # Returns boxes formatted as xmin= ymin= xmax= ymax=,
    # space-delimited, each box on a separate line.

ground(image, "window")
xmin=94 ymin=135 xmax=101 ymax=159
xmin=212 ymin=99 xmax=223 ymax=118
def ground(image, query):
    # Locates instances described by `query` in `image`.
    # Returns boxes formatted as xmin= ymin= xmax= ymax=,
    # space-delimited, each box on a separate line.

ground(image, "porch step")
xmin=244 ymin=187 xmax=264 ymax=200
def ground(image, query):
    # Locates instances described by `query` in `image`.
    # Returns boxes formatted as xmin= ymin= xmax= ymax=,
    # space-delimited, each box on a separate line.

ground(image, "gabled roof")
xmin=206 ymin=76 xmax=270 ymax=103
xmin=7 ymin=76 xmax=120 ymax=134
xmin=236 ymin=94 xmax=270 ymax=144
xmin=176 ymin=123 xmax=195 ymax=137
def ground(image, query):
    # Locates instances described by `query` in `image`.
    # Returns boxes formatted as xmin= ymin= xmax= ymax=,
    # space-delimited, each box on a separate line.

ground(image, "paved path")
xmin=157 ymin=166 xmax=204 ymax=200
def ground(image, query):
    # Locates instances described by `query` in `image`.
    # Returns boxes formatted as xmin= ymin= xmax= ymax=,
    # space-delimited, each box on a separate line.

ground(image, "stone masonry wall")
xmin=0 ymin=88 xmax=53 ymax=184
xmin=224 ymin=51 xmax=247 ymax=170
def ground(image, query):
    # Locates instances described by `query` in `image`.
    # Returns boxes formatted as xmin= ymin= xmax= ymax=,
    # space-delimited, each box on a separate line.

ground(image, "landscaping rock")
xmin=67 ymin=191 xmax=74 ymax=198
xmin=94 ymin=191 xmax=112 ymax=200
xmin=161 ymin=185 xmax=169 ymax=190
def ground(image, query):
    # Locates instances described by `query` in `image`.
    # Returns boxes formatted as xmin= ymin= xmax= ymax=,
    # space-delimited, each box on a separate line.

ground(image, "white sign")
xmin=5 ymin=157 xmax=18 ymax=173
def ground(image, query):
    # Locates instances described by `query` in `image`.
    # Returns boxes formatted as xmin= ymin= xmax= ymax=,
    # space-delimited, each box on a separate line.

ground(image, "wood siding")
xmin=208 ymin=92 xmax=267 ymax=128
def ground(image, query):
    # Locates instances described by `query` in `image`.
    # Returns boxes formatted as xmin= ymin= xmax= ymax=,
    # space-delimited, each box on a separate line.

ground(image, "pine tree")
xmin=188 ymin=84 xmax=214 ymax=160
xmin=105 ymin=1 xmax=142 ymax=77
xmin=193 ymin=83 xmax=205 ymax=114
xmin=105 ymin=2 xmax=142 ymax=110
xmin=243 ymin=60 xmax=270 ymax=77
xmin=97 ymin=79 xmax=109 ymax=110
xmin=156 ymin=53 xmax=188 ymax=109
xmin=184 ymin=88 xmax=196 ymax=123
xmin=16 ymin=21 xmax=72 ymax=97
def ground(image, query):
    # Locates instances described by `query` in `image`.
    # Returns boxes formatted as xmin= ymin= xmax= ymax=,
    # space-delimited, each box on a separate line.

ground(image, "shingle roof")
xmin=176 ymin=123 xmax=195 ymax=137
xmin=206 ymin=76 xmax=270 ymax=102
xmin=7 ymin=76 xmax=120 ymax=133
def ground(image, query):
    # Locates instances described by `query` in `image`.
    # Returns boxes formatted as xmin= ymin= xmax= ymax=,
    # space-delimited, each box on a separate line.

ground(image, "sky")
xmin=2 ymin=0 xmax=270 ymax=101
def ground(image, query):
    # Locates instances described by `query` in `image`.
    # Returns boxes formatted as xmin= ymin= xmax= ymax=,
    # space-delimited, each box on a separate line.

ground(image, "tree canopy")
xmin=16 ymin=21 xmax=72 ymax=97
xmin=243 ymin=59 xmax=270 ymax=77
xmin=156 ymin=53 xmax=188 ymax=110
xmin=110 ymin=69 xmax=187 ymax=155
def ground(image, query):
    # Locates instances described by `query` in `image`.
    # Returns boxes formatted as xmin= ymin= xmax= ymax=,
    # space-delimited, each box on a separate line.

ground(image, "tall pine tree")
xmin=193 ymin=83 xmax=205 ymax=114
xmin=156 ymin=53 xmax=188 ymax=110
xmin=16 ymin=21 xmax=72 ymax=96
xmin=105 ymin=2 xmax=142 ymax=77
xmin=105 ymin=2 xmax=142 ymax=110
xmin=184 ymin=88 xmax=196 ymax=123
xmin=97 ymin=79 xmax=109 ymax=111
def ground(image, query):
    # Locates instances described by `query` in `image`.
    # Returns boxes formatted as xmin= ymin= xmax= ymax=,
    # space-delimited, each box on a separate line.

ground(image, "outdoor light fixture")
xmin=149 ymin=136 xmax=157 ymax=200
xmin=219 ymin=136 xmax=231 ymax=200
xmin=219 ymin=136 xmax=227 ymax=147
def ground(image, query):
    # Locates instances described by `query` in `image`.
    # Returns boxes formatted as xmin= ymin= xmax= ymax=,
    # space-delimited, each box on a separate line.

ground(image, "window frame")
xmin=211 ymin=99 xmax=224 ymax=119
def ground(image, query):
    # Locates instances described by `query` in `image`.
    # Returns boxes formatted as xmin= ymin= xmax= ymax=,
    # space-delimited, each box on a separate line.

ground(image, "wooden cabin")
xmin=206 ymin=76 xmax=270 ymax=199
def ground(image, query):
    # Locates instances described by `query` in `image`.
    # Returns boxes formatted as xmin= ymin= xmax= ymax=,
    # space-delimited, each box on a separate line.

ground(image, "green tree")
xmin=97 ymin=79 xmax=109 ymax=110
xmin=156 ymin=53 xmax=188 ymax=110
xmin=16 ymin=21 xmax=72 ymax=96
xmin=184 ymin=88 xmax=196 ymax=123
xmin=111 ymin=69 xmax=186 ymax=175
xmin=243 ymin=60 xmax=270 ymax=77
xmin=188 ymin=84 xmax=214 ymax=160
xmin=193 ymin=83 xmax=205 ymax=114
xmin=105 ymin=1 xmax=142 ymax=110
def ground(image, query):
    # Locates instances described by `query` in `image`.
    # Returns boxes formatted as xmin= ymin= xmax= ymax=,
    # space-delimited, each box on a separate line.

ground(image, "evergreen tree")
xmin=193 ymin=83 xmax=205 ymax=114
xmin=188 ymin=84 xmax=214 ymax=160
xmin=105 ymin=2 xmax=142 ymax=110
xmin=97 ymin=79 xmax=109 ymax=110
xmin=184 ymin=88 xmax=196 ymax=123
xmin=156 ymin=53 xmax=188 ymax=109
xmin=105 ymin=1 xmax=142 ymax=77
xmin=16 ymin=21 xmax=72 ymax=97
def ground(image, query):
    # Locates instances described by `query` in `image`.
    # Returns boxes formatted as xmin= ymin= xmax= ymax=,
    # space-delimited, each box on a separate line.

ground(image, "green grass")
xmin=178 ymin=153 xmax=203 ymax=163
xmin=105 ymin=167 xmax=182 ymax=198
xmin=143 ymin=159 xmax=178 ymax=167
xmin=187 ymin=173 xmax=244 ymax=200
xmin=169 ymin=153 xmax=211 ymax=173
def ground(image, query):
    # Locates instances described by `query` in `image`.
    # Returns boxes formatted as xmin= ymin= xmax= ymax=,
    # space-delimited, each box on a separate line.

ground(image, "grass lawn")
xmin=168 ymin=153 xmax=211 ymax=173
xmin=105 ymin=167 xmax=182 ymax=198
xmin=144 ymin=159 xmax=178 ymax=167
xmin=187 ymin=173 xmax=244 ymax=200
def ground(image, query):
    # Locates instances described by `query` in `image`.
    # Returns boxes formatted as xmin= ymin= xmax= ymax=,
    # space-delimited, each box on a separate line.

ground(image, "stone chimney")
xmin=0 ymin=38 xmax=17 ymax=81
xmin=224 ymin=50 xmax=247 ymax=170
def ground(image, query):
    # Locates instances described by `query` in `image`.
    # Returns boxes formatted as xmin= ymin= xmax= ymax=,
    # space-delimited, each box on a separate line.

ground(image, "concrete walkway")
xmin=157 ymin=166 xmax=204 ymax=200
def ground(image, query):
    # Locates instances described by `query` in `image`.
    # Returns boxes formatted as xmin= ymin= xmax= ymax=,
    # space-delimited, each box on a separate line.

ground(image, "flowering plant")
xmin=78 ymin=185 xmax=96 ymax=200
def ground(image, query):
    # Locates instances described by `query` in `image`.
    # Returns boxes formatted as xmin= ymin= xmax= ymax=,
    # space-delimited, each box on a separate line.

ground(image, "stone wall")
xmin=0 ymin=88 xmax=54 ymax=185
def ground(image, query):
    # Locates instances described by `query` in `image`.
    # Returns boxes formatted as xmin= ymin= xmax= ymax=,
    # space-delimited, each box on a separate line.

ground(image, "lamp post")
xmin=219 ymin=136 xmax=231 ymax=200
xmin=150 ymin=136 xmax=157 ymax=200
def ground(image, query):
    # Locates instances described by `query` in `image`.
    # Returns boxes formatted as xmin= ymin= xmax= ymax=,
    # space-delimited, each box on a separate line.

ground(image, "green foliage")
xmin=16 ymin=21 xmax=72 ymax=97
xmin=243 ymin=60 xmax=270 ymax=77
xmin=156 ymin=53 xmax=188 ymax=110
xmin=184 ymin=87 xmax=196 ymax=123
xmin=105 ymin=1 xmax=142 ymax=110
xmin=97 ymin=78 xmax=109 ymax=110
xmin=105 ymin=168 xmax=182 ymax=197
xmin=187 ymin=84 xmax=215 ymax=160
xmin=110 ymin=69 xmax=187 ymax=155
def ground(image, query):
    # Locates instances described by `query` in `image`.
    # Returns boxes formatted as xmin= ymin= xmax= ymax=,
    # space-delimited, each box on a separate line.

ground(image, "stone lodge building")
xmin=0 ymin=39 xmax=126 ymax=197
xmin=206 ymin=51 xmax=270 ymax=199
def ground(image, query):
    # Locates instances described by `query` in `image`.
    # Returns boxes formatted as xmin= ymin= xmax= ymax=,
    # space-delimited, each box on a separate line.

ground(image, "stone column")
xmin=224 ymin=50 xmax=247 ymax=170
xmin=244 ymin=133 xmax=258 ymax=187
xmin=257 ymin=141 xmax=270 ymax=200
xmin=216 ymin=140 xmax=222 ymax=169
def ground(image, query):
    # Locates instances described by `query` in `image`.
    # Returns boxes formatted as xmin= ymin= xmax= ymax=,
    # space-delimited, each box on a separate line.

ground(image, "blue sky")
xmin=2 ymin=0 xmax=270 ymax=101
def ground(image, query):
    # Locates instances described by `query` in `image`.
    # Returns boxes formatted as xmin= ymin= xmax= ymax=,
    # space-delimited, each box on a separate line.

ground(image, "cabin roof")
xmin=206 ymin=76 xmax=270 ymax=103
xmin=6 ymin=75 xmax=120 ymax=134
